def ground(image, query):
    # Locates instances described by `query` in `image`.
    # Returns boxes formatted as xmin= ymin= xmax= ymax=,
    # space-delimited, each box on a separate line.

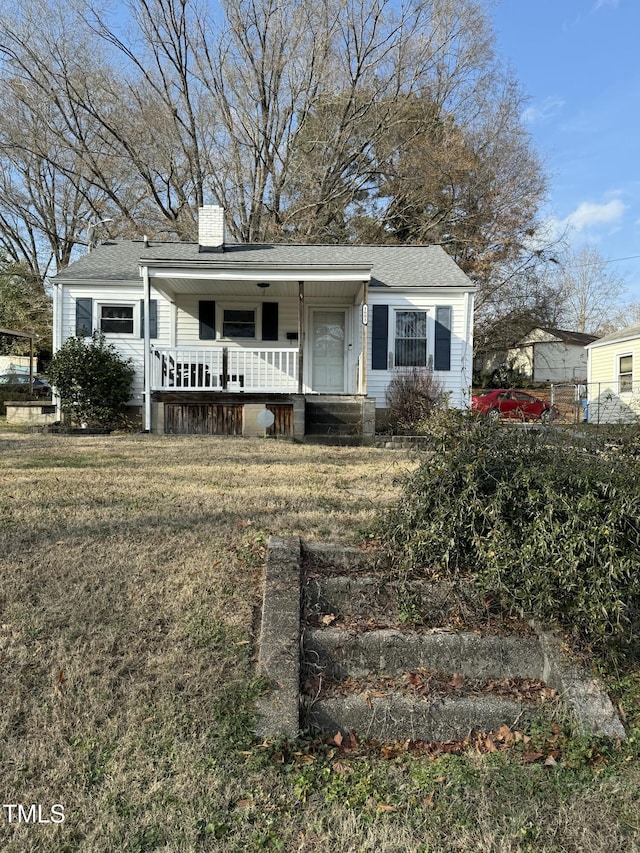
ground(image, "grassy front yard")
xmin=0 ymin=430 xmax=639 ymax=852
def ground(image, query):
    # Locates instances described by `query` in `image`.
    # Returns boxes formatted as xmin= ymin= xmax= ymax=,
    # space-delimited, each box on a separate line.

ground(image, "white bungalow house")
xmin=586 ymin=322 xmax=640 ymax=424
xmin=509 ymin=328 xmax=597 ymax=384
xmin=52 ymin=206 xmax=475 ymax=437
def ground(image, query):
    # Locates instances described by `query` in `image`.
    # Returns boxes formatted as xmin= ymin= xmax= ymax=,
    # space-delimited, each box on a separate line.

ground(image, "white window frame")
xmin=618 ymin=352 xmax=633 ymax=393
xmin=98 ymin=302 xmax=136 ymax=336
xmin=393 ymin=308 xmax=429 ymax=368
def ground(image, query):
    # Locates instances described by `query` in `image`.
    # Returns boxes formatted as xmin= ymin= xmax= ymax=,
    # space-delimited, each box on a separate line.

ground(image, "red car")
xmin=471 ymin=389 xmax=557 ymax=424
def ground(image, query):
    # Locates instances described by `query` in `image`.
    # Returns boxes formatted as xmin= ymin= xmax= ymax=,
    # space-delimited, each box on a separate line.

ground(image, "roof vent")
xmin=199 ymin=205 xmax=225 ymax=252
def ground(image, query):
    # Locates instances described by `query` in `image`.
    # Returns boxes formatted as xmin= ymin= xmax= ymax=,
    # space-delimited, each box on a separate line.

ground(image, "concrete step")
xmin=306 ymin=692 xmax=535 ymax=742
xmin=304 ymin=575 xmax=489 ymax=627
xmin=305 ymin=400 xmax=364 ymax=435
xmin=303 ymin=628 xmax=545 ymax=682
xmin=302 ymin=542 xmax=375 ymax=574
xmin=257 ymin=537 xmax=626 ymax=742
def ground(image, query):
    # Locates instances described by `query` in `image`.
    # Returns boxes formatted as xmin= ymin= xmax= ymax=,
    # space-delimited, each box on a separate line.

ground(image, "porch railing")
xmin=150 ymin=346 xmax=298 ymax=392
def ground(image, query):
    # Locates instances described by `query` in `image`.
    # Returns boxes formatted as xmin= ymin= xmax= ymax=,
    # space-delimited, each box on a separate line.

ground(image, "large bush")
xmin=379 ymin=422 xmax=640 ymax=658
xmin=48 ymin=332 xmax=135 ymax=429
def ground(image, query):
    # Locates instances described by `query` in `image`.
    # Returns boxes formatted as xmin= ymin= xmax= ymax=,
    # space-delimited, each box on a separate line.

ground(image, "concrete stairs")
xmin=301 ymin=569 xmax=551 ymax=741
xmin=304 ymin=396 xmax=364 ymax=436
xmin=256 ymin=538 xmax=626 ymax=743
xmin=300 ymin=549 xmax=626 ymax=742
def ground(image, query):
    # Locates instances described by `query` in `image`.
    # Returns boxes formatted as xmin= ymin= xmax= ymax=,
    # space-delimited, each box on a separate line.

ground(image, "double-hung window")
xmin=223 ymin=308 xmax=256 ymax=338
xmin=619 ymin=354 xmax=633 ymax=393
xmin=100 ymin=305 xmax=134 ymax=334
xmin=395 ymin=310 xmax=427 ymax=367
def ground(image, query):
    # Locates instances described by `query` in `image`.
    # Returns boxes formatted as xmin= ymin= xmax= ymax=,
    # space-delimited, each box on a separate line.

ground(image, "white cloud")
xmin=522 ymin=96 xmax=565 ymax=125
xmin=562 ymin=199 xmax=626 ymax=232
xmin=592 ymin=0 xmax=620 ymax=10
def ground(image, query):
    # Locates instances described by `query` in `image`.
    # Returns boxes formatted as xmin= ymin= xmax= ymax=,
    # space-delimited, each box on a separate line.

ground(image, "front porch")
xmin=140 ymin=259 xmax=371 ymax=431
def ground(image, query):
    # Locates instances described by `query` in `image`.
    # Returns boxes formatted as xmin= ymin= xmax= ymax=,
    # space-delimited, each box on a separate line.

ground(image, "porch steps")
xmin=305 ymin=397 xmax=364 ymax=436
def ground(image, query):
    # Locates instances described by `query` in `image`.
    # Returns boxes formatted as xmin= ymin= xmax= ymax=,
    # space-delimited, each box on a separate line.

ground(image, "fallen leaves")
xmin=313 ymin=669 xmax=558 ymax=705
xmin=317 ymin=723 xmax=573 ymax=768
xmin=450 ymin=672 xmax=465 ymax=690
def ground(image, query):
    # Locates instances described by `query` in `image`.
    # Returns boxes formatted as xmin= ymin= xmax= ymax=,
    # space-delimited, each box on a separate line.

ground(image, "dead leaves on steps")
xmin=304 ymin=668 xmax=559 ymax=706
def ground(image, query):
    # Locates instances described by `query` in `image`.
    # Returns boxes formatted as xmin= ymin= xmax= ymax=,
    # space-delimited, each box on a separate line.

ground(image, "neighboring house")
xmin=474 ymin=327 xmax=596 ymax=384
xmin=508 ymin=328 xmax=597 ymax=383
xmin=52 ymin=206 xmax=475 ymax=437
xmin=586 ymin=322 xmax=640 ymax=424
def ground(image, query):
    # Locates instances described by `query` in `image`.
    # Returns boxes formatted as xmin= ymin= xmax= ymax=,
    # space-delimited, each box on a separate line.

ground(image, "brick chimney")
xmin=198 ymin=205 xmax=225 ymax=251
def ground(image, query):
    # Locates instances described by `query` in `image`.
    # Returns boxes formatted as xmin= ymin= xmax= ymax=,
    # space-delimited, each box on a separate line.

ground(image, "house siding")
xmin=480 ymin=328 xmax=595 ymax=385
xmin=176 ymin=295 xmax=299 ymax=346
xmin=587 ymin=337 xmax=640 ymax=423
xmin=366 ymin=290 xmax=473 ymax=410
xmin=510 ymin=342 xmax=589 ymax=382
xmin=59 ymin=282 xmax=170 ymax=405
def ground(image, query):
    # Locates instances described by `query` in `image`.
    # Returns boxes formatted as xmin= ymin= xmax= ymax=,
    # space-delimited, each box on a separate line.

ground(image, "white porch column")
xmin=360 ymin=280 xmax=369 ymax=395
xmin=142 ymin=265 xmax=151 ymax=431
xmin=298 ymin=281 xmax=305 ymax=394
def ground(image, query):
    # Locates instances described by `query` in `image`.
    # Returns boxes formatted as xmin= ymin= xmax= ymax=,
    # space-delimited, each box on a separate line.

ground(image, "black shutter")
xmin=371 ymin=305 xmax=388 ymax=370
xmin=434 ymin=306 xmax=451 ymax=371
xmin=199 ymin=300 xmax=216 ymax=340
xmin=140 ymin=299 xmax=158 ymax=339
xmin=262 ymin=302 xmax=278 ymax=341
xmin=75 ymin=298 xmax=93 ymax=336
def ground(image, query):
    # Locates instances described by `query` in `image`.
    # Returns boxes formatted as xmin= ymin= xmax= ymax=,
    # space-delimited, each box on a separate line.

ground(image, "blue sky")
xmin=489 ymin=0 xmax=640 ymax=304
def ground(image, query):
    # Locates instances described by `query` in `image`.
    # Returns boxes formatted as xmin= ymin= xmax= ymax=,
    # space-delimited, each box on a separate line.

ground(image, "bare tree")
xmin=0 ymin=0 xmax=552 ymax=336
xmin=554 ymin=245 xmax=628 ymax=336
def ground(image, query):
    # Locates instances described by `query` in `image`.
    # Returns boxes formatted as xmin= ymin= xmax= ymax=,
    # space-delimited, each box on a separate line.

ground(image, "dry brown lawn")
xmin=0 ymin=432 xmax=410 ymax=851
xmin=1 ymin=430 xmax=639 ymax=852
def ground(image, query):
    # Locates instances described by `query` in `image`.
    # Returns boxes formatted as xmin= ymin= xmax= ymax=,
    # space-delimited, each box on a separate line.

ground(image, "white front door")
xmin=312 ymin=310 xmax=346 ymax=393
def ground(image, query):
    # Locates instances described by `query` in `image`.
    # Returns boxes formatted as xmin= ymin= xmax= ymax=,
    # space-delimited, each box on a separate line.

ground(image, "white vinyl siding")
xmin=59 ymin=284 xmax=170 ymax=404
xmin=587 ymin=339 xmax=640 ymax=423
xmin=177 ymin=296 xmax=297 ymax=345
xmin=367 ymin=291 xmax=473 ymax=410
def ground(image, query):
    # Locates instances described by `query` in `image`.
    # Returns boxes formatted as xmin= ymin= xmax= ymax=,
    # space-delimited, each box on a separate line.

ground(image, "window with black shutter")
xmin=199 ymin=300 xmax=216 ymax=340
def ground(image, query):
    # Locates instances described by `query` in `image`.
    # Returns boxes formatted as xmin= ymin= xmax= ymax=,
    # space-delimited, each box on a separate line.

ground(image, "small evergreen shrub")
xmin=379 ymin=421 xmax=640 ymax=658
xmin=385 ymin=368 xmax=446 ymax=433
xmin=48 ymin=332 xmax=135 ymax=429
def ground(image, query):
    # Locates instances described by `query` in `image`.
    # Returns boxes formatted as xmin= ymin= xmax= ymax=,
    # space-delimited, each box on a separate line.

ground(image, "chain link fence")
xmin=550 ymin=383 xmax=640 ymax=426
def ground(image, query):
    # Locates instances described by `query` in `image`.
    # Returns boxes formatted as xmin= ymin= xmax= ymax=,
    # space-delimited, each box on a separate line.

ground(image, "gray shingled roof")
xmin=520 ymin=327 xmax=599 ymax=346
xmin=54 ymin=240 xmax=475 ymax=290
xmin=587 ymin=322 xmax=640 ymax=348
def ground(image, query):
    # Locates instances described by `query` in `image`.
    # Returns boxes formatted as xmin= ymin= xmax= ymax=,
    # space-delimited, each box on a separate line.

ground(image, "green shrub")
xmin=48 ymin=332 xmax=135 ymax=429
xmin=379 ymin=421 xmax=640 ymax=658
